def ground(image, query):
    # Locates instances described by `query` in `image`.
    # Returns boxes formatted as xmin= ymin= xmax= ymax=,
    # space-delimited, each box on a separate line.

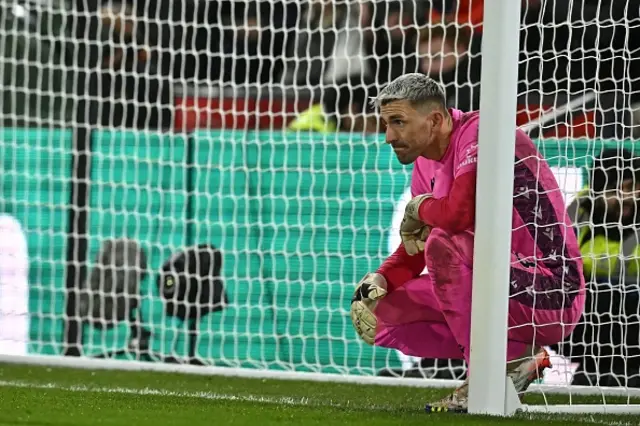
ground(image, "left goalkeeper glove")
xmin=350 ymin=273 xmax=387 ymax=345
xmin=400 ymin=194 xmax=432 ymax=255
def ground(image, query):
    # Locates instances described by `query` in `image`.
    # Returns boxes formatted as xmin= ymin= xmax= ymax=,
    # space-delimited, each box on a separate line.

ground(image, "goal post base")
xmin=505 ymin=376 xmax=523 ymax=416
xmin=468 ymin=375 xmax=523 ymax=416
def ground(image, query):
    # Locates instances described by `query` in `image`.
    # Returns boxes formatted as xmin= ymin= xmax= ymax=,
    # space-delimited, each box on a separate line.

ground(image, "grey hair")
xmin=370 ymin=73 xmax=446 ymax=109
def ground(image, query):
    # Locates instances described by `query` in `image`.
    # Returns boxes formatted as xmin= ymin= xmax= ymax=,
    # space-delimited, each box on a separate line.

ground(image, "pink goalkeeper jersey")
xmin=410 ymin=109 xmax=583 ymax=279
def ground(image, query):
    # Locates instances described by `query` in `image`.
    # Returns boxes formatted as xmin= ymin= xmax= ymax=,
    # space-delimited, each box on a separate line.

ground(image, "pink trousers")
xmin=375 ymin=229 xmax=586 ymax=363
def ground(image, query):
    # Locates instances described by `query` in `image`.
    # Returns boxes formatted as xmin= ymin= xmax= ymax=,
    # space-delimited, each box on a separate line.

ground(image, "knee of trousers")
xmin=425 ymin=228 xmax=474 ymax=266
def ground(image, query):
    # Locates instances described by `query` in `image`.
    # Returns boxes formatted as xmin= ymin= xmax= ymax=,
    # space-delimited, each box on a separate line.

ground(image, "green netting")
xmin=1 ymin=128 xmax=630 ymax=375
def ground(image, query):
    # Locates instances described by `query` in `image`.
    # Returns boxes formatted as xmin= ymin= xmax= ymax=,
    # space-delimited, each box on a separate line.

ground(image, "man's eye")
xmin=393 ymin=119 xmax=403 ymax=126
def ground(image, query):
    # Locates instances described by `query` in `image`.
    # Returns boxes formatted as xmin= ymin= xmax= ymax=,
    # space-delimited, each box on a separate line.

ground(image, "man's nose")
xmin=385 ymin=126 xmax=396 ymax=143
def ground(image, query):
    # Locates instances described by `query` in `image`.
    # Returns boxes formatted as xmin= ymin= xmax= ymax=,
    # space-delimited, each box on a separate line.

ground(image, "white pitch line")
xmin=0 ymin=380 xmax=383 ymax=411
xmin=0 ymin=380 xmax=332 ymax=407
xmin=0 ymin=380 xmax=634 ymax=426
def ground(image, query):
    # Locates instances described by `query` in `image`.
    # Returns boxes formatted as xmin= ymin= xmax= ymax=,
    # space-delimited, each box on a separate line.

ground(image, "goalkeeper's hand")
xmin=400 ymin=194 xmax=432 ymax=256
xmin=350 ymin=273 xmax=388 ymax=345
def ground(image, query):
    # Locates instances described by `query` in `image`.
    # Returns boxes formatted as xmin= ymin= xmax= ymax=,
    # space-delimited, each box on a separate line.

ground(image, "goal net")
xmin=1 ymin=0 xmax=640 ymax=414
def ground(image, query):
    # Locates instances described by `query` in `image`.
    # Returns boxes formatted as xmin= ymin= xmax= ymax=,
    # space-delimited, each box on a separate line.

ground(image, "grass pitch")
xmin=0 ymin=364 xmax=637 ymax=426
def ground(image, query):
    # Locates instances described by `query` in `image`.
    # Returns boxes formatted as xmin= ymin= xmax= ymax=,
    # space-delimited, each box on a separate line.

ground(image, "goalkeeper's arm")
xmin=376 ymin=171 xmax=477 ymax=293
xmin=415 ymin=172 xmax=476 ymax=233
xmin=376 ymin=243 xmax=426 ymax=293
xmin=351 ymin=245 xmax=424 ymax=345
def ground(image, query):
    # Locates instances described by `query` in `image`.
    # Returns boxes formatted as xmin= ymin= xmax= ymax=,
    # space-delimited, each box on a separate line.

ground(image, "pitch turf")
xmin=0 ymin=364 xmax=637 ymax=426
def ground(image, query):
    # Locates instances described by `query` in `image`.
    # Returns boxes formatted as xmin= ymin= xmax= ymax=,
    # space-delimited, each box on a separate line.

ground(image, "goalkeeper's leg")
xmin=373 ymin=253 xmax=547 ymax=372
xmin=374 ymin=274 xmax=467 ymax=361
xmin=376 ymin=228 xmax=585 ymax=413
xmin=421 ymin=228 xmax=584 ymax=413
xmin=420 ymin=229 xmax=537 ymax=365
xmin=374 ymin=270 xmax=551 ymax=413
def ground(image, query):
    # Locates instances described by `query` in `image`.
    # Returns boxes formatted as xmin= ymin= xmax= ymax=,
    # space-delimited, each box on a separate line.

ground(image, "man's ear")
xmin=420 ymin=112 xmax=433 ymax=135
xmin=428 ymin=109 xmax=446 ymax=128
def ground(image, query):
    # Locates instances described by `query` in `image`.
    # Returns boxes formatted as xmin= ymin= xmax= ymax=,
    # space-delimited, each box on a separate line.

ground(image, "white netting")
xmin=1 ymin=0 xmax=640 ymax=413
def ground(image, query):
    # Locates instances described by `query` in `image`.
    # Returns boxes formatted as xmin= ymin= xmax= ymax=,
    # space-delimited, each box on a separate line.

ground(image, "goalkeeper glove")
xmin=350 ymin=273 xmax=388 ymax=345
xmin=400 ymin=194 xmax=432 ymax=256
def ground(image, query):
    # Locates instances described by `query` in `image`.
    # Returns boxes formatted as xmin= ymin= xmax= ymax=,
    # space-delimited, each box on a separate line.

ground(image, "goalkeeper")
xmin=350 ymin=74 xmax=586 ymax=413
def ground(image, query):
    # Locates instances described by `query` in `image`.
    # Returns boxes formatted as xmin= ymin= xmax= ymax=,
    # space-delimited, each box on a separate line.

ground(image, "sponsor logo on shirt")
xmin=457 ymin=156 xmax=477 ymax=169
xmin=456 ymin=143 xmax=478 ymax=170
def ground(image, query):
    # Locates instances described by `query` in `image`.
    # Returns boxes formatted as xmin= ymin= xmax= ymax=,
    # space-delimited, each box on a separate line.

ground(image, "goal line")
xmin=2 ymin=354 xmax=639 ymax=400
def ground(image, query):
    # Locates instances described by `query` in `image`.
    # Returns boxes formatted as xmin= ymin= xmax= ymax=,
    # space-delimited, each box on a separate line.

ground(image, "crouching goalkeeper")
xmin=350 ymin=74 xmax=586 ymax=413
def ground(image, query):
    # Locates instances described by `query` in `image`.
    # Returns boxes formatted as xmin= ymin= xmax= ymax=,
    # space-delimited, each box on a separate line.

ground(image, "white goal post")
xmin=2 ymin=0 xmax=640 ymax=417
xmin=468 ymin=0 xmax=522 ymax=416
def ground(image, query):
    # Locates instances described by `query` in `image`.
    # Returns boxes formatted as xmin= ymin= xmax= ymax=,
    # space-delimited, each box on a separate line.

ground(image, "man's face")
xmin=603 ymin=178 xmax=640 ymax=223
xmin=380 ymin=100 xmax=437 ymax=164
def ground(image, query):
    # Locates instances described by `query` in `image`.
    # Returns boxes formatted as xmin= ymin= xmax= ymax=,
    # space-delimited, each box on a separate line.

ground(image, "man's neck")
xmin=423 ymin=120 xmax=453 ymax=161
xmin=435 ymin=135 xmax=451 ymax=161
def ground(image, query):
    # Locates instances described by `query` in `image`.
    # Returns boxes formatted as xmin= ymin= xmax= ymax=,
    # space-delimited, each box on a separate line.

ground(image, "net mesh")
xmin=1 ymin=0 xmax=640 ymax=407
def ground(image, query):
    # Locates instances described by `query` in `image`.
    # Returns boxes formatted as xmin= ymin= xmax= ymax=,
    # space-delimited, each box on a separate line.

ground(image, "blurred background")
xmin=2 ymin=0 xmax=640 ymax=391
xmin=2 ymin=0 xmax=639 ymax=137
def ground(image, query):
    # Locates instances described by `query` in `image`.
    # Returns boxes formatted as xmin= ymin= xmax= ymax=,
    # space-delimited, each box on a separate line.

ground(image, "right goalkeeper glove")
xmin=400 ymin=216 xmax=431 ymax=256
xmin=400 ymin=194 xmax=432 ymax=256
xmin=350 ymin=273 xmax=388 ymax=345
